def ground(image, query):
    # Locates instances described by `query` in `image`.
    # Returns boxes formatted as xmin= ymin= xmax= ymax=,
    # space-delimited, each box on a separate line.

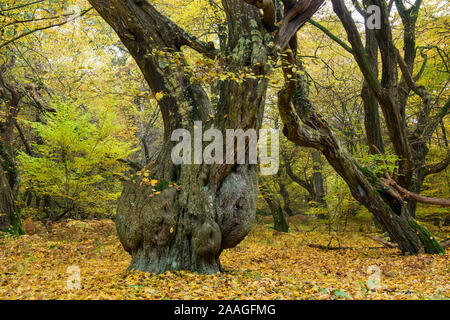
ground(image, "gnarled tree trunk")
xmin=89 ymin=0 xmax=325 ymax=273
xmin=89 ymin=0 xmax=274 ymax=273
xmin=277 ymin=40 xmax=444 ymax=255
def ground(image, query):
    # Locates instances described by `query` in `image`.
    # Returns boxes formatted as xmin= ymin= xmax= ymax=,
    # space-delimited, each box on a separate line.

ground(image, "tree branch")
xmin=424 ymin=150 xmax=450 ymax=177
xmin=381 ymin=178 xmax=450 ymax=207
xmin=395 ymin=48 xmax=428 ymax=99
xmin=0 ymin=8 xmax=94 ymax=49
xmin=351 ymin=0 xmax=365 ymax=17
xmin=14 ymin=122 xmax=33 ymax=156
xmin=0 ymin=0 xmax=45 ymax=14
xmin=118 ymin=158 xmax=143 ymax=172
xmin=309 ymin=19 xmax=353 ymax=54
xmin=276 ymin=0 xmax=325 ymax=51
xmin=242 ymin=0 xmax=276 ymax=30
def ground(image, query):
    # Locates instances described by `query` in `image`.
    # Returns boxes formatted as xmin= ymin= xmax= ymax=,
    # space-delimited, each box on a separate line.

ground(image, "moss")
xmin=0 ymin=144 xmax=18 ymax=188
xmin=407 ymin=219 xmax=445 ymax=254
xmin=273 ymin=205 xmax=289 ymax=233
xmin=1 ymin=210 xmax=25 ymax=237
xmin=355 ymin=163 xmax=382 ymax=186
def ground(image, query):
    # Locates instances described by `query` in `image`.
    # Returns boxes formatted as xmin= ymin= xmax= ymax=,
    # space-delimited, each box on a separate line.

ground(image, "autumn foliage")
xmin=1 ymin=217 xmax=448 ymax=300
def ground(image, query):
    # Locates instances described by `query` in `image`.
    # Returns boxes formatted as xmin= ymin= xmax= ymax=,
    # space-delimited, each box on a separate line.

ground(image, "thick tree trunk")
xmin=0 ymin=168 xmax=11 ymax=230
xmin=0 ymin=139 xmax=23 ymax=235
xmin=117 ymin=164 xmax=259 ymax=273
xmin=89 ymin=0 xmax=272 ymax=273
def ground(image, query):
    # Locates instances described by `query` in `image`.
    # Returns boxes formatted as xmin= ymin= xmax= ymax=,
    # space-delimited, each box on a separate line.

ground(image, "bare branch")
xmin=395 ymin=48 xmax=428 ymax=99
xmin=309 ymin=19 xmax=353 ymax=54
xmin=0 ymin=0 xmax=45 ymax=14
xmin=351 ymin=0 xmax=365 ymax=17
xmin=0 ymin=8 xmax=94 ymax=49
xmin=382 ymin=178 xmax=450 ymax=207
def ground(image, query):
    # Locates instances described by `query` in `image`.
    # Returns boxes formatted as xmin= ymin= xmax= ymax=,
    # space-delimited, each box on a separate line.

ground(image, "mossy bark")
xmin=0 ymin=166 xmax=24 ymax=236
xmin=407 ymin=219 xmax=444 ymax=254
xmin=354 ymin=164 xmax=443 ymax=254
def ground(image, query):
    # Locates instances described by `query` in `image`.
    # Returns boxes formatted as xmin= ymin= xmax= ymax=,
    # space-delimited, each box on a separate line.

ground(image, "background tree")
xmin=259 ymin=176 xmax=290 ymax=232
xmin=278 ymin=0 xmax=447 ymax=254
xmin=18 ymin=101 xmax=135 ymax=221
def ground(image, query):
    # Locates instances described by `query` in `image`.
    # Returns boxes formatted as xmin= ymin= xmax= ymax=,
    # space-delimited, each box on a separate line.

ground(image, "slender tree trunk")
xmin=260 ymin=178 xmax=289 ymax=232
xmin=361 ymin=9 xmax=384 ymax=154
xmin=284 ymin=155 xmax=316 ymax=203
xmin=312 ymin=151 xmax=327 ymax=207
xmin=277 ymin=179 xmax=294 ymax=216
xmin=276 ymin=166 xmax=295 ymax=216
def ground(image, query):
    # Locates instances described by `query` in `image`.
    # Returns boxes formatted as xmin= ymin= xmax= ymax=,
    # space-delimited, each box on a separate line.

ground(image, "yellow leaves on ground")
xmin=0 ymin=218 xmax=448 ymax=300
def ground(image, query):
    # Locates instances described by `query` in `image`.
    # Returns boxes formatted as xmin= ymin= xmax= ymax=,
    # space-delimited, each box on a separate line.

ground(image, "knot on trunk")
xmin=192 ymin=218 xmax=221 ymax=259
xmin=116 ymin=182 xmax=177 ymax=254
xmin=215 ymin=165 xmax=258 ymax=249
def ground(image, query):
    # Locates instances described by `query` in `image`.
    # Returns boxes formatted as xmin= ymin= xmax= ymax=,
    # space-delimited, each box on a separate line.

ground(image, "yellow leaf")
xmin=155 ymin=92 xmax=164 ymax=101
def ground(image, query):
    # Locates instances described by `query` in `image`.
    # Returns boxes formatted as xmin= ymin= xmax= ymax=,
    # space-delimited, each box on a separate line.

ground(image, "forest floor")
xmin=0 ymin=214 xmax=449 ymax=300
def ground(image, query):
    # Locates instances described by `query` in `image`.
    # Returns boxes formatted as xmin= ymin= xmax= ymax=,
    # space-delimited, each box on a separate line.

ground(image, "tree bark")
xmin=360 ymin=3 xmax=384 ymax=154
xmin=0 ymin=164 xmax=24 ymax=235
xmin=312 ymin=151 xmax=327 ymax=207
xmin=260 ymin=178 xmax=290 ymax=232
xmin=277 ymin=177 xmax=295 ymax=216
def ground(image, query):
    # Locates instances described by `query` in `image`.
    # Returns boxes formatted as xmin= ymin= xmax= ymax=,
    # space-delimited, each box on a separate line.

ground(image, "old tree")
xmin=83 ymin=0 xmax=447 ymax=274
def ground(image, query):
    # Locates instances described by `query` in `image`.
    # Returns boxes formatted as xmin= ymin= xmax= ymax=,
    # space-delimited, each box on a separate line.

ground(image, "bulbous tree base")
xmin=116 ymin=165 xmax=258 ymax=274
